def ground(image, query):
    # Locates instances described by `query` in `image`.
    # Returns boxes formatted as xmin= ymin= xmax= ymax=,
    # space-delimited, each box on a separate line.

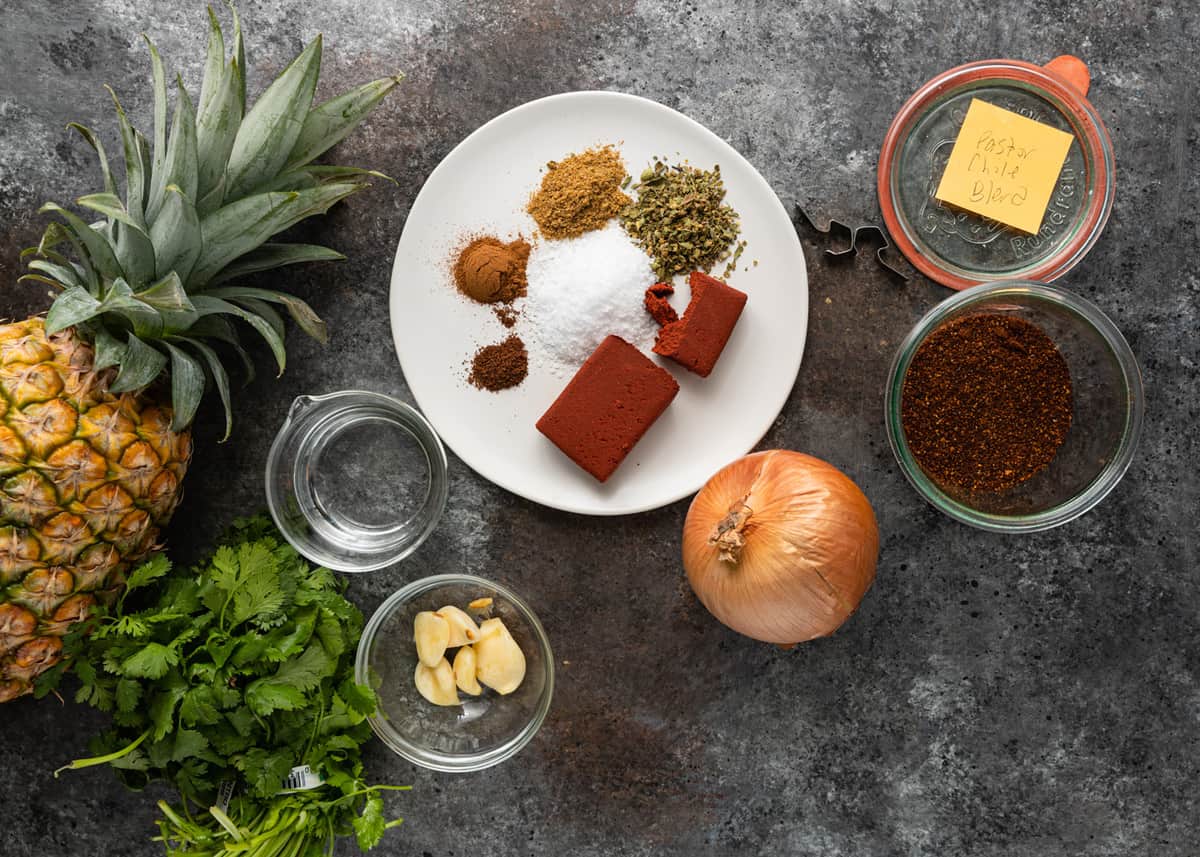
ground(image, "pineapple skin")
xmin=0 ymin=317 xmax=191 ymax=700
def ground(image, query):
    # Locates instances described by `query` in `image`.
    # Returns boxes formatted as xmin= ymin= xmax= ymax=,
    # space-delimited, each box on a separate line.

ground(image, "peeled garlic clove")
xmin=473 ymin=619 xmax=526 ymax=695
xmin=414 ymin=611 xmax=450 ymax=668
xmin=414 ymin=658 xmax=459 ymax=706
xmin=436 ymin=605 xmax=480 ymax=647
xmin=476 ymin=616 xmax=506 ymax=640
xmin=453 ymin=645 xmax=483 ymax=695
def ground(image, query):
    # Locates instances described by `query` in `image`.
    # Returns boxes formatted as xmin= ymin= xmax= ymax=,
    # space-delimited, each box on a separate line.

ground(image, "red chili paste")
xmin=536 ymin=335 xmax=679 ymax=482
xmin=652 ymin=271 xmax=747 ymax=377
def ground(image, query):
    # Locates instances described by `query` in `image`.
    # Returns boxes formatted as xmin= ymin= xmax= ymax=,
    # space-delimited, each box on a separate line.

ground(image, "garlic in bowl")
xmin=355 ymin=575 xmax=553 ymax=772
xmin=411 ymin=606 xmax=526 ymax=705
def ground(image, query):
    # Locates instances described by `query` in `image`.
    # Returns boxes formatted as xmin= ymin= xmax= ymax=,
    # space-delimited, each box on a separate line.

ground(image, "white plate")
xmin=389 ymin=91 xmax=808 ymax=516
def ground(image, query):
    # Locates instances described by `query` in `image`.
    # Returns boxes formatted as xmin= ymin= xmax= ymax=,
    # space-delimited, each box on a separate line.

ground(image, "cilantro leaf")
xmin=209 ymin=545 xmax=242 ymax=594
xmin=149 ymin=682 xmax=187 ymax=741
xmin=338 ymin=679 xmax=376 ymax=718
xmin=236 ymin=747 xmax=295 ymax=799
xmin=353 ymin=791 xmax=386 ymax=850
xmin=121 ymin=642 xmax=178 ymax=679
xmin=263 ymin=606 xmax=316 ymax=662
xmin=115 ymin=678 xmax=142 ymax=714
xmin=244 ymin=680 xmax=306 ymax=717
xmin=314 ymin=609 xmax=348 ymax=659
xmin=173 ymin=758 xmax=211 ymax=800
xmin=273 ymin=642 xmax=333 ymax=693
xmin=210 ymin=713 xmax=253 ymax=758
xmin=76 ymin=679 xmax=113 ymax=711
xmin=231 ymin=541 xmax=287 ymax=629
xmin=206 ymin=632 xmax=237 ymax=669
xmin=180 ymin=687 xmax=221 ymax=726
xmin=124 ymin=554 xmax=172 ymax=592
xmin=113 ymin=615 xmax=151 ymax=638
xmin=171 ymin=729 xmax=210 ymax=762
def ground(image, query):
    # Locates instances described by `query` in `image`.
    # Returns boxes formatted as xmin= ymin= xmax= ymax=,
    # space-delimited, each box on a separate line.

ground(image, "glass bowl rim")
xmin=264 ymin=389 xmax=450 ymax=573
xmin=354 ymin=573 xmax=555 ymax=772
xmin=884 ymin=280 xmax=1144 ymax=532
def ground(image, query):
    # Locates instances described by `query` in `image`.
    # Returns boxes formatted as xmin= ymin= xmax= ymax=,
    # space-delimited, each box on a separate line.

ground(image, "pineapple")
xmin=0 ymin=7 xmax=400 ymax=701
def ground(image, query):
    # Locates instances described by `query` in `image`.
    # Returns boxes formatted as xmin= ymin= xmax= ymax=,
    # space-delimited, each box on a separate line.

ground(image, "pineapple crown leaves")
xmin=21 ymin=5 xmax=402 ymax=438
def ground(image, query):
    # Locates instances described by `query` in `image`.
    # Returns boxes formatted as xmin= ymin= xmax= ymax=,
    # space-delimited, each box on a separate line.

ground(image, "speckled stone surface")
xmin=2 ymin=1 xmax=1198 ymax=855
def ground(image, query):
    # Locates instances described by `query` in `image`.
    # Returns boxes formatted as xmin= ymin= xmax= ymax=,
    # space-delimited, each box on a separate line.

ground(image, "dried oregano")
xmin=620 ymin=160 xmax=744 ymax=280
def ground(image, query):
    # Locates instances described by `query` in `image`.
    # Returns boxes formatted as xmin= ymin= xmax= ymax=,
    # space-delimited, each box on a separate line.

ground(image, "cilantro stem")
xmin=302 ymin=693 xmax=325 ymax=762
xmin=54 ymin=727 xmax=151 ymax=776
xmin=209 ymin=805 xmax=245 ymax=842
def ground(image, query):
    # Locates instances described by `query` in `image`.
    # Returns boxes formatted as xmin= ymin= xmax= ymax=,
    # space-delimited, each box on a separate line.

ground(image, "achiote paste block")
xmin=653 ymin=271 xmax=747 ymax=377
xmin=536 ymin=335 xmax=679 ymax=482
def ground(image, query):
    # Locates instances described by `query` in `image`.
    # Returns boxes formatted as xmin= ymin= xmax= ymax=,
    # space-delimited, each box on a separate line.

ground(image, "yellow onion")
xmin=683 ymin=450 xmax=879 ymax=645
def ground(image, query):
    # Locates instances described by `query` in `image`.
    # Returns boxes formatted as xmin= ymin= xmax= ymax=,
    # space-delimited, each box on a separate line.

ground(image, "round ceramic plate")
xmin=389 ymin=91 xmax=808 ymax=515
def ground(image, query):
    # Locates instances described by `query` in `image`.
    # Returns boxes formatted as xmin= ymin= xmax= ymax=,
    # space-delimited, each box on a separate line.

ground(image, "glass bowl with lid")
xmin=885 ymin=281 xmax=1143 ymax=532
xmin=356 ymin=574 xmax=554 ymax=772
xmin=878 ymin=56 xmax=1115 ymax=289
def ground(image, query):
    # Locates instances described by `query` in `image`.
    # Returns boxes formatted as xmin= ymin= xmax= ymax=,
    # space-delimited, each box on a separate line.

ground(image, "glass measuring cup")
xmin=265 ymin=390 xmax=448 ymax=571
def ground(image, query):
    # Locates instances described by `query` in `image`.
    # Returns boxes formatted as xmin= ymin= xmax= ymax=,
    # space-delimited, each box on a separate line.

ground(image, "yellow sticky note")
xmin=934 ymin=98 xmax=1074 ymax=235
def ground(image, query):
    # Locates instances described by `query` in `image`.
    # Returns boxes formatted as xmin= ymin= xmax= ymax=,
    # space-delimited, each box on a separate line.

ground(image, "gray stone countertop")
xmin=2 ymin=1 xmax=1197 ymax=855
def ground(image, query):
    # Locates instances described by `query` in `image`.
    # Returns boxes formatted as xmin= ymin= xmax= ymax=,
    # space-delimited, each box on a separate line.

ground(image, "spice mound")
xmin=621 ymin=161 xmax=745 ymax=280
xmin=524 ymin=223 xmax=658 ymax=372
xmin=901 ymin=313 xmax=1073 ymax=493
xmin=469 ymin=335 xmax=528 ymax=392
xmin=652 ymin=271 xmax=747 ymax=378
xmin=454 ymin=236 xmax=530 ymax=304
xmin=527 ymin=145 xmax=631 ymax=239
xmin=537 ymin=335 xmax=679 ymax=482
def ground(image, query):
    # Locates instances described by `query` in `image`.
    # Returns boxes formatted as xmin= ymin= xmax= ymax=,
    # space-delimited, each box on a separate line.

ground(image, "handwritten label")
xmin=934 ymin=98 xmax=1074 ymax=235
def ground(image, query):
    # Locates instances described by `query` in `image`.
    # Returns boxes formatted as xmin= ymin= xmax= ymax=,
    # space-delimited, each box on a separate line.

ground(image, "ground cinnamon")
xmin=453 ymin=236 xmax=530 ymax=304
xmin=900 ymin=313 xmax=1073 ymax=493
xmin=469 ymin=336 xmax=528 ymax=391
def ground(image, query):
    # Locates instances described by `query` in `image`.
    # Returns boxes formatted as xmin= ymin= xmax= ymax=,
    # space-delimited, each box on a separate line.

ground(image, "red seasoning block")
xmin=653 ymin=271 xmax=747 ymax=377
xmin=537 ymin=335 xmax=680 ymax=482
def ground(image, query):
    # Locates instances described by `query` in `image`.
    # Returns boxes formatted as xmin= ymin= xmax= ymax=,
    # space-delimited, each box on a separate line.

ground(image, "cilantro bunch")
xmin=48 ymin=517 xmax=407 ymax=855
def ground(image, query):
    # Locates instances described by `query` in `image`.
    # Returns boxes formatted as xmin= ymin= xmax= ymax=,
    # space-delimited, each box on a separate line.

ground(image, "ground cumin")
xmin=527 ymin=145 xmax=631 ymax=239
xmin=900 ymin=313 xmax=1073 ymax=493
xmin=453 ymin=236 xmax=530 ymax=304
xmin=469 ymin=335 xmax=528 ymax=391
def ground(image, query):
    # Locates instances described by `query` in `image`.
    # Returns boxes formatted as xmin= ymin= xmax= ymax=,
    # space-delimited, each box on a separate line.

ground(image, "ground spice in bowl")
xmin=469 ymin=335 xmax=528 ymax=392
xmin=527 ymin=145 xmax=631 ymax=239
xmin=900 ymin=313 xmax=1073 ymax=493
xmin=453 ymin=236 xmax=530 ymax=304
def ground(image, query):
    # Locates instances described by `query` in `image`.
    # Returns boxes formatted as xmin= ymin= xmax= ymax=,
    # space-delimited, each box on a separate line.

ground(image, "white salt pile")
xmin=523 ymin=222 xmax=658 ymax=374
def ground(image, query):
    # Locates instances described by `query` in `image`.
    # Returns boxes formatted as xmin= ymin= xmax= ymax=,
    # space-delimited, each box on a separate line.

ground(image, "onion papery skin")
xmin=682 ymin=450 xmax=879 ymax=645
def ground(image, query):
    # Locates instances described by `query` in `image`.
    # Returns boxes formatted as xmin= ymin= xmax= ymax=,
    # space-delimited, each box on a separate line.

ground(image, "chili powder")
xmin=900 ymin=313 xmax=1073 ymax=493
xmin=469 ymin=336 xmax=528 ymax=392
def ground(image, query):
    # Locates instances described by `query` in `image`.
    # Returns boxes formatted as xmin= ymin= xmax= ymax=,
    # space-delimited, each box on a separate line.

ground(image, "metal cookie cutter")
xmin=793 ymin=204 xmax=912 ymax=282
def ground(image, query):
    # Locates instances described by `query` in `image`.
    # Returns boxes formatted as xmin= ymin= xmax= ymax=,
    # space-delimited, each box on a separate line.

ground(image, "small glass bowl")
xmin=885 ymin=281 xmax=1143 ymax=532
xmin=265 ymin=391 xmax=448 ymax=572
xmin=355 ymin=574 xmax=554 ymax=772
